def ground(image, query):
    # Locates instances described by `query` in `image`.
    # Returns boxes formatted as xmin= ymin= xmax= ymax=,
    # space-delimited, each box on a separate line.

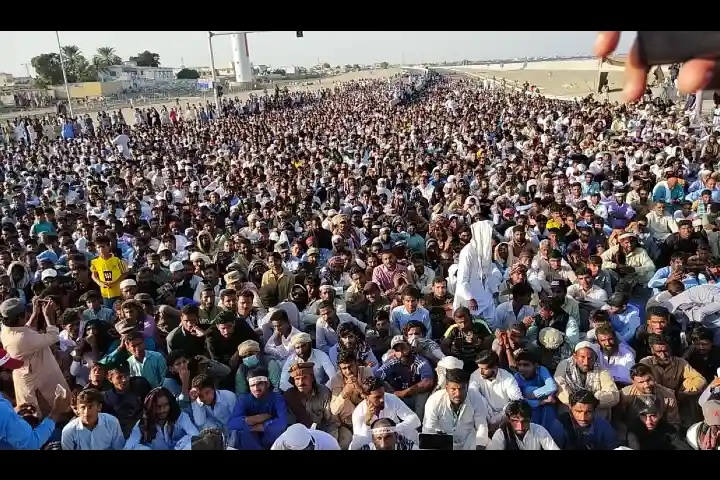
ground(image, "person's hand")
xmin=669 ymin=269 xmax=683 ymax=281
xmin=593 ymin=31 xmax=717 ymax=102
xmin=393 ymin=388 xmax=408 ymax=398
xmin=49 ymin=391 xmax=70 ymax=423
xmin=195 ymin=355 xmax=210 ymax=365
xmin=177 ymin=363 xmax=191 ymax=384
xmin=189 ymin=387 xmax=199 ymax=402
xmin=190 ymin=326 xmax=204 ymax=337
xmin=495 ymin=329 xmax=506 ymax=341
xmin=42 ymin=299 xmax=58 ymax=323
xmin=522 ymin=316 xmax=535 ymax=328
xmin=364 ymin=404 xmax=376 ymax=425
xmin=341 ymin=382 xmax=357 ymax=398
xmin=251 ymin=424 xmax=264 ymax=433
xmin=468 ymin=298 xmax=478 ymax=311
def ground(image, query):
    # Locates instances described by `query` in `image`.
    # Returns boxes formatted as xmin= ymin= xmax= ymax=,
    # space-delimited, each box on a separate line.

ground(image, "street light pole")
xmin=55 ymin=30 xmax=74 ymax=118
xmin=207 ymin=31 xmax=221 ymax=114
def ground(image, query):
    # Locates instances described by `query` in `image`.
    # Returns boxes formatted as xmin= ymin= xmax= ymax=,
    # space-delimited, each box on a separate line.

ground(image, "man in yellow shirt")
xmin=90 ymin=235 xmax=129 ymax=309
xmin=261 ymin=252 xmax=295 ymax=303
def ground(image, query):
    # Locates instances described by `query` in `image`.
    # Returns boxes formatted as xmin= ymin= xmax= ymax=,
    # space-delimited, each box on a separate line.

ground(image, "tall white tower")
xmin=230 ymin=33 xmax=253 ymax=83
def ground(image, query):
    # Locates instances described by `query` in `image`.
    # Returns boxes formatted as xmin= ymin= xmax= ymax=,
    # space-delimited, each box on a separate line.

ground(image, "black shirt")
xmin=205 ymin=319 xmax=260 ymax=367
xmin=166 ymin=326 xmax=207 ymax=359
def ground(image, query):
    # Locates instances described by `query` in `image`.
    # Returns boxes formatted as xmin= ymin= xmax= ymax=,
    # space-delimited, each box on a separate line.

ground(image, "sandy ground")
xmin=456 ymin=68 xmax=629 ymax=102
xmin=1 ymin=68 xmax=402 ymax=125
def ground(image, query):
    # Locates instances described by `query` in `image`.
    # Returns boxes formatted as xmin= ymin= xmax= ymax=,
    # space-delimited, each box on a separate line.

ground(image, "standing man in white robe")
xmin=454 ymin=219 xmax=501 ymax=322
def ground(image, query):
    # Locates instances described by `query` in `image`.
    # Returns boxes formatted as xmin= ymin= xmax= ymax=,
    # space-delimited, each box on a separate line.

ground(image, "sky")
xmin=0 ymin=31 xmax=635 ymax=77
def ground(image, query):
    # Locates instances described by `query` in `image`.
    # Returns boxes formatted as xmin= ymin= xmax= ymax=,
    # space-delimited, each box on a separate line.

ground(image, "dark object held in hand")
xmin=637 ymin=31 xmax=720 ymax=67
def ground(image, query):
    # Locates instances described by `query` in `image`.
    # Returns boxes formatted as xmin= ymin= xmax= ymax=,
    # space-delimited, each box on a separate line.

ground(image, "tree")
xmin=176 ymin=68 xmax=200 ymax=80
xmin=31 ymin=53 xmax=64 ymax=86
xmin=60 ymin=45 xmax=97 ymax=82
xmin=30 ymin=45 xmax=98 ymax=86
xmin=379 ymin=61 xmax=389 ymax=69
xmin=271 ymin=68 xmax=286 ymax=76
xmin=93 ymin=47 xmax=122 ymax=75
xmin=322 ymin=62 xmax=331 ymax=69
xmin=129 ymin=50 xmax=161 ymax=67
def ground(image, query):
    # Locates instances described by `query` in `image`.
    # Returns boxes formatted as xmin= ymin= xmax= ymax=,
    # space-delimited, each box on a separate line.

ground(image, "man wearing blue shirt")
xmin=390 ymin=287 xmax=431 ymax=333
xmin=0 ymin=348 xmax=69 ymax=449
xmin=605 ymin=293 xmax=641 ymax=344
xmin=549 ymin=389 xmax=619 ymax=450
xmin=125 ymin=331 xmax=167 ymax=388
xmin=61 ymin=389 xmax=125 ymax=450
xmin=377 ymin=335 xmax=434 ymax=420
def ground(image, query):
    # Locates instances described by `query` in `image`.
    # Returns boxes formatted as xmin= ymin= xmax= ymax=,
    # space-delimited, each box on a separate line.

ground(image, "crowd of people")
xmin=0 ymin=58 xmax=719 ymax=451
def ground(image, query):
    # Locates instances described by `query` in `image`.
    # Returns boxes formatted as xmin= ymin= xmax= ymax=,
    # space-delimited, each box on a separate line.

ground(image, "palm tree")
xmin=92 ymin=47 xmax=122 ymax=80
xmin=60 ymin=45 xmax=84 ymax=82
xmin=93 ymin=47 xmax=122 ymax=69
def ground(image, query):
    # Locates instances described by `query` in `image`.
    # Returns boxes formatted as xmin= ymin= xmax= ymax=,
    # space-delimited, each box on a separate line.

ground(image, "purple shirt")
xmin=607 ymin=201 xmax=636 ymax=229
xmin=143 ymin=315 xmax=157 ymax=340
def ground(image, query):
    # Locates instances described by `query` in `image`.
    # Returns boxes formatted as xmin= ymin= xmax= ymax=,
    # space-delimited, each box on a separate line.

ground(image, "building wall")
xmin=53 ymin=81 xmax=123 ymax=99
xmin=0 ymin=74 xmax=14 ymax=87
xmin=101 ymin=65 xmax=176 ymax=83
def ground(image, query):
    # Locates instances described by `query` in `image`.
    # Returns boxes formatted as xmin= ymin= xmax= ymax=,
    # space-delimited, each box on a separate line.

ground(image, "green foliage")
xmin=176 ymin=68 xmax=200 ymax=80
xmin=30 ymin=45 xmax=103 ymax=85
xmin=129 ymin=50 xmax=161 ymax=67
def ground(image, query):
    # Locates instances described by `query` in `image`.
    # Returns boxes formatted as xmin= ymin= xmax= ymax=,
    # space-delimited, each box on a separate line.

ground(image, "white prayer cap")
xmin=282 ymin=423 xmax=312 ymax=450
xmin=437 ymin=356 xmax=464 ymax=371
xmin=574 ymin=341 xmax=598 ymax=355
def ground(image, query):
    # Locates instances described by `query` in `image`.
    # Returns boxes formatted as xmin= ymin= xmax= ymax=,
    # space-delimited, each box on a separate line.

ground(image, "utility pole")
xmin=207 ymin=31 xmax=221 ymax=114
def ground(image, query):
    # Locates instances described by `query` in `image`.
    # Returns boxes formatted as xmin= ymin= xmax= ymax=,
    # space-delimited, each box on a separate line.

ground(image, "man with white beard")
xmin=453 ymin=218 xmax=501 ymax=322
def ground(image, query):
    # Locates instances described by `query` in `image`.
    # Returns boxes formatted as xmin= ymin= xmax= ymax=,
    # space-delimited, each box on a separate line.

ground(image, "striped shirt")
xmin=376 ymin=355 xmax=433 ymax=391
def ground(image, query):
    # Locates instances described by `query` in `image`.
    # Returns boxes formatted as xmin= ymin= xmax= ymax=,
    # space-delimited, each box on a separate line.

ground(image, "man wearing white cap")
xmin=554 ymin=341 xmax=619 ymax=421
xmin=270 ymin=422 xmax=340 ymax=450
xmin=278 ymin=332 xmax=336 ymax=391
xmin=169 ymin=261 xmax=196 ymax=299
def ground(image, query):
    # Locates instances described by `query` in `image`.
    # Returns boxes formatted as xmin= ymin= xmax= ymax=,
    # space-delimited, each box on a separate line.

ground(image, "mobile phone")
xmin=637 ymin=31 xmax=720 ymax=67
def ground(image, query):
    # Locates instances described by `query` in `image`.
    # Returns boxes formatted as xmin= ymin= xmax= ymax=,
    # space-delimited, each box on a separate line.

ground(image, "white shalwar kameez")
xmin=453 ymin=220 xmax=500 ymax=322
xmin=422 ymin=388 xmax=491 ymax=449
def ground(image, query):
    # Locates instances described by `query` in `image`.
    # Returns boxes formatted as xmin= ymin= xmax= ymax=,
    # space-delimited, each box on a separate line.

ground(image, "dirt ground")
xmin=458 ymin=68 xmax=629 ymax=102
xmin=1 ymin=68 xmax=402 ymax=125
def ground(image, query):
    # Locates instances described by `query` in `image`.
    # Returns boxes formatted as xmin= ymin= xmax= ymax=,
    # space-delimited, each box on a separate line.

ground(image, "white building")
xmin=0 ymin=73 xmax=14 ymax=87
xmin=99 ymin=61 xmax=175 ymax=84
